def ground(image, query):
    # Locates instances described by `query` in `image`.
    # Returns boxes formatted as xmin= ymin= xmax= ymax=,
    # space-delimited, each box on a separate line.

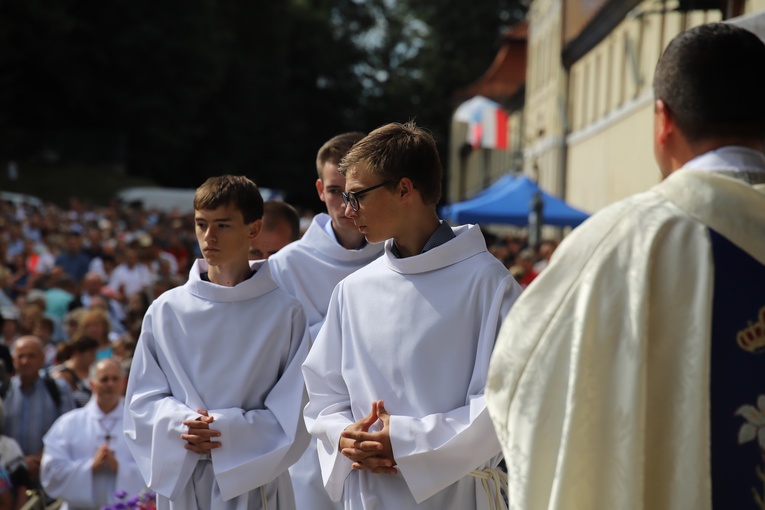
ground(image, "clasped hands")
xmin=340 ymin=400 xmax=397 ymax=475
xmin=182 ymin=409 xmax=222 ymax=455
xmin=92 ymin=444 xmax=118 ymax=472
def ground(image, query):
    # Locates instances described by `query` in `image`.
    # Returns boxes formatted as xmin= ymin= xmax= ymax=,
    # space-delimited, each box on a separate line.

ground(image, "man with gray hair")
xmin=3 ymin=336 xmax=74 ymax=486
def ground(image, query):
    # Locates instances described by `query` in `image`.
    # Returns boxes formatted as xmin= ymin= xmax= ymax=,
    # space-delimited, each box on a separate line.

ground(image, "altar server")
xmin=124 ymin=175 xmax=310 ymax=509
xmin=42 ymin=358 xmax=146 ymax=509
xmin=486 ymin=23 xmax=765 ymax=510
xmin=270 ymin=132 xmax=383 ymax=510
xmin=302 ymin=122 xmax=523 ymax=509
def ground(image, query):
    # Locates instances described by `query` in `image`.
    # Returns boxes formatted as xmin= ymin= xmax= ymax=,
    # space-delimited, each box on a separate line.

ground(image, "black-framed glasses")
xmin=341 ymin=181 xmax=392 ymax=211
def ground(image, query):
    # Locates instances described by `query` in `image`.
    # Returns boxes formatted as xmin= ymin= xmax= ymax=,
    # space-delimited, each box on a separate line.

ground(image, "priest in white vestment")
xmin=42 ymin=359 xmax=146 ymax=509
xmin=302 ymin=123 xmax=523 ymax=509
xmin=486 ymin=23 xmax=765 ymax=510
xmin=124 ymin=176 xmax=311 ymax=510
xmin=269 ymin=132 xmax=383 ymax=510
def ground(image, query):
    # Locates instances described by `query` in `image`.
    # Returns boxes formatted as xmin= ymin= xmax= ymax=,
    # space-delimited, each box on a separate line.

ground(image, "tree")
xmin=0 ymin=0 xmax=527 ymax=208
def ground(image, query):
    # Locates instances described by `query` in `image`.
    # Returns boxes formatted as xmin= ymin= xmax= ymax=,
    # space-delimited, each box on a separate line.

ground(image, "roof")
xmin=454 ymin=22 xmax=528 ymax=105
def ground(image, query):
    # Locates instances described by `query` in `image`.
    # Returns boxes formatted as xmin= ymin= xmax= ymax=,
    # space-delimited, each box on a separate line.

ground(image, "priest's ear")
xmin=654 ymin=99 xmax=675 ymax=146
xmin=248 ymin=219 xmax=263 ymax=240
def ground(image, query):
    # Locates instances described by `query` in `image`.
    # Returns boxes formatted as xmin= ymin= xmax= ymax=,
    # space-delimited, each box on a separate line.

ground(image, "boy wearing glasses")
xmin=269 ymin=133 xmax=384 ymax=510
xmin=302 ymin=122 xmax=523 ymax=509
xmin=124 ymin=175 xmax=310 ymax=509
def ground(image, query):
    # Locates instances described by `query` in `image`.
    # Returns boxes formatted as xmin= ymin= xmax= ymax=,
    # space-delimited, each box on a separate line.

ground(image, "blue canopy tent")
xmin=441 ymin=174 xmax=590 ymax=227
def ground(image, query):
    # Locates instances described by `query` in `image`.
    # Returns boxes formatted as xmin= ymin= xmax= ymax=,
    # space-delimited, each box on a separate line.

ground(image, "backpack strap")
xmin=42 ymin=375 xmax=62 ymax=414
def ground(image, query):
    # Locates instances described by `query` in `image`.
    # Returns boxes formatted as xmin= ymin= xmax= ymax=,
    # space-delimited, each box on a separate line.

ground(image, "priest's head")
xmin=652 ymin=23 xmax=765 ymax=178
xmin=338 ymin=121 xmax=443 ymax=252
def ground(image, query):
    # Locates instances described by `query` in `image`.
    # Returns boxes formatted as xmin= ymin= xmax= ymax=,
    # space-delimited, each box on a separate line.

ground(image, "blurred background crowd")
xmin=0 ymin=192 xmax=555 ymax=386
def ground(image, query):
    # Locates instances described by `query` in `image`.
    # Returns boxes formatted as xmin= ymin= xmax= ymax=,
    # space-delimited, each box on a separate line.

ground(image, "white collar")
xmin=682 ymin=146 xmax=765 ymax=174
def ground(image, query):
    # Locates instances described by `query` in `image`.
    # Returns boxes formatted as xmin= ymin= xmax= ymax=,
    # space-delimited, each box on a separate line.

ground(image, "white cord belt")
xmin=469 ymin=467 xmax=508 ymax=510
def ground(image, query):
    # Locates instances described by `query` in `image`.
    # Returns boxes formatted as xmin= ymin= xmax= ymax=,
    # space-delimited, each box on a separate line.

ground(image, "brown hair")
xmin=316 ymin=132 xmax=366 ymax=179
xmin=193 ymin=175 xmax=264 ymax=224
xmin=262 ymin=201 xmax=300 ymax=241
xmin=339 ymin=121 xmax=442 ymax=205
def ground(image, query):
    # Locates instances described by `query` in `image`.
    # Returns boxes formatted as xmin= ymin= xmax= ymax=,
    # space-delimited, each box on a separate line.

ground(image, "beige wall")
xmin=565 ymin=1 xmax=724 ymax=212
xmin=523 ymin=0 xmax=567 ymax=196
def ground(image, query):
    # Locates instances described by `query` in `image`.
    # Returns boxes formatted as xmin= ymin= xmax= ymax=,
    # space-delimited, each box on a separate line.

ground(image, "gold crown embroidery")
xmin=737 ymin=305 xmax=765 ymax=354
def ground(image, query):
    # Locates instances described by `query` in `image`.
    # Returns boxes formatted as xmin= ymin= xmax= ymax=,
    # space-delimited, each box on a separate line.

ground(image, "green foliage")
xmin=0 ymin=0 xmax=526 ymax=208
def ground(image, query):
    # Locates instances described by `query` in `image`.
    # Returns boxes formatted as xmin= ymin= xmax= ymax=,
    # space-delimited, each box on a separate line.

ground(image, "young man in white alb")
xmin=124 ymin=175 xmax=310 ymax=509
xmin=302 ymin=122 xmax=522 ymax=509
xmin=269 ymin=132 xmax=383 ymax=510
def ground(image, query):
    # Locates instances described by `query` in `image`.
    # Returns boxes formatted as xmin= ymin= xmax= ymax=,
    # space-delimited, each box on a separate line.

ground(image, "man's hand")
xmin=340 ymin=400 xmax=397 ymax=474
xmin=24 ymin=453 xmax=41 ymax=481
xmin=181 ymin=409 xmax=222 ymax=455
xmin=92 ymin=444 xmax=117 ymax=472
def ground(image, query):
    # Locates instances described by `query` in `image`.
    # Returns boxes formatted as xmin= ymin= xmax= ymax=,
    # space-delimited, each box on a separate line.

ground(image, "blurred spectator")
xmin=54 ymin=231 xmax=91 ymax=284
xmin=0 ymin=400 xmax=28 ymax=508
xmin=107 ymin=248 xmax=151 ymax=302
xmin=7 ymin=253 xmax=31 ymax=300
xmin=3 ymin=336 xmax=75 ymax=486
xmin=50 ymin=335 xmax=99 ymax=408
xmin=146 ymin=238 xmax=178 ymax=276
xmin=62 ymin=308 xmax=85 ymax=342
xmin=249 ymin=201 xmax=301 ymax=260
xmin=122 ymin=292 xmax=150 ymax=339
xmin=533 ymin=239 xmax=558 ymax=273
xmin=0 ymin=268 xmax=13 ymax=311
xmin=164 ymin=232 xmax=190 ymax=274
xmin=69 ymin=272 xmax=125 ymax=335
xmin=22 ymin=239 xmax=55 ymax=278
xmin=111 ymin=336 xmax=136 ymax=378
xmin=43 ymin=272 xmax=75 ymax=323
xmin=0 ymin=308 xmax=19 ymax=355
xmin=75 ymin=309 xmax=114 ymax=361
xmin=31 ymin=316 xmax=56 ymax=367
xmin=17 ymin=300 xmax=44 ymax=336
xmin=516 ymin=248 xmax=540 ymax=288
xmin=4 ymin=225 xmax=24 ymax=261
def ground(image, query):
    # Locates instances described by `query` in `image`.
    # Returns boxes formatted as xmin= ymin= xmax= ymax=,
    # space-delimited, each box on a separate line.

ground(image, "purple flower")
xmin=113 ymin=490 xmax=128 ymax=500
xmin=127 ymin=496 xmax=140 ymax=508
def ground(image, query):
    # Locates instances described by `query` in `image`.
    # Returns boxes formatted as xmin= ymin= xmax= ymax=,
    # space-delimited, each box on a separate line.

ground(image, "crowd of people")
xmin=0 ymin=20 xmax=761 ymax=510
xmin=0 ymin=133 xmax=553 ymax=510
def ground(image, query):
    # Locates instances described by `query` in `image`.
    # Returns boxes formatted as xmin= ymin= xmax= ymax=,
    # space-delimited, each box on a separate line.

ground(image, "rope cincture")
xmin=470 ymin=467 xmax=508 ymax=510
xmin=260 ymin=486 xmax=267 ymax=509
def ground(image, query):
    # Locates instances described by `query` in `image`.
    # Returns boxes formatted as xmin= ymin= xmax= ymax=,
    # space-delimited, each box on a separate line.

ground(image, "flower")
xmin=736 ymin=394 xmax=765 ymax=449
xmin=101 ymin=489 xmax=157 ymax=510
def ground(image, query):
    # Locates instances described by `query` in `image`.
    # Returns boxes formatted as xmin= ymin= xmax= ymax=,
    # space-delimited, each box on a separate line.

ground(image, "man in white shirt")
xmin=302 ymin=122 xmax=523 ymax=509
xmin=486 ymin=23 xmax=765 ymax=510
xmin=124 ymin=175 xmax=310 ymax=509
xmin=41 ymin=358 xmax=146 ymax=509
xmin=269 ymin=132 xmax=383 ymax=510
xmin=108 ymin=248 xmax=152 ymax=302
